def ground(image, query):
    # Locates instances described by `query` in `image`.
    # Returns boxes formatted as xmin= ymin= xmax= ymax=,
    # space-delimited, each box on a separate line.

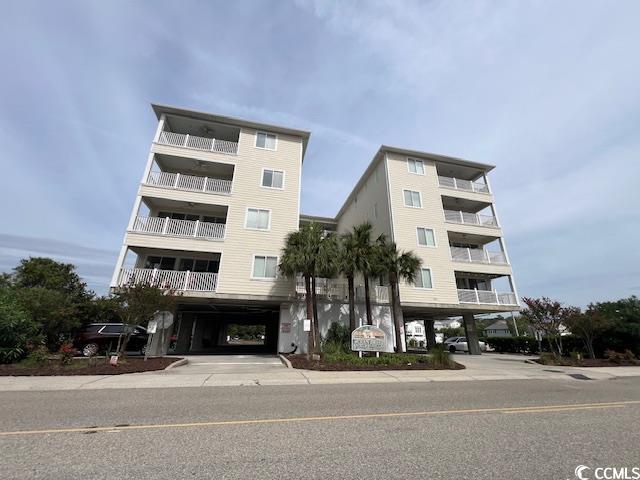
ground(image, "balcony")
xmin=444 ymin=209 xmax=499 ymax=228
xmin=457 ymin=289 xmax=517 ymax=306
xmin=117 ymin=268 xmax=217 ymax=292
xmin=130 ymin=216 xmax=225 ymax=240
xmin=295 ymin=279 xmax=390 ymax=304
xmin=145 ymin=171 xmax=232 ymax=195
xmin=438 ymin=175 xmax=490 ymax=194
xmin=450 ymin=246 xmax=507 ymax=265
xmin=157 ymin=131 xmax=238 ymax=155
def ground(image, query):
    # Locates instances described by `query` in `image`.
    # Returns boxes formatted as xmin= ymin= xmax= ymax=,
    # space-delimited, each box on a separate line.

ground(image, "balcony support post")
xmin=184 ymin=134 xmax=189 ymax=147
xmin=174 ymin=173 xmax=180 ymax=188
xmin=183 ymin=271 xmax=191 ymax=291
xmin=162 ymin=217 xmax=169 ymax=235
xmin=193 ymin=220 xmax=200 ymax=237
xmin=203 ymin=177 xmax=208 ymax=192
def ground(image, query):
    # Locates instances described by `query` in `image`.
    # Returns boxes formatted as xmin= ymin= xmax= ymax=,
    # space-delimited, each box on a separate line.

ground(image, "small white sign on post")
xmin=109 ymin=355 xmax=119 ymax=366
xmin=146 ymin=320 xmax=158 ymax=334
xmin=303 ymin=319 xmax=311 ymax=332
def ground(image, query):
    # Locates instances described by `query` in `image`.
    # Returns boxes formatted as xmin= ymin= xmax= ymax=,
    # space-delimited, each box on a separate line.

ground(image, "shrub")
xmin=322 ymin=322 xmax=351 ymax=354
xmin=408 ymin=338 xmax=418 ymax=348
xmin=0 ymin=292 xmax=39 ymax=364
xmin=58 ymin=342 xmax=76 ymax=365
xmin=23 ymin=344 xmax=50 ymax=366
xmin=538 ymin=352 xmax=561 ymax=365
xmin=486 ymin=336 xmax=540 ymax=354
xmin=323 ymin=352 xmax=428 ymax=367
xmin=429 ymin=345 xmax=454 ymax=368
xmin=604 ymin=349 xmax=638 ymax=364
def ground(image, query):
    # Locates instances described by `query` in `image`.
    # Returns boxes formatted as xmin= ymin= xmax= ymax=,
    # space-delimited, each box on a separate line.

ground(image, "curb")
xmin=278 ymin=354 xmax=292 ymax=369
xmin=165 ymin=358 xmax=188 ymax=370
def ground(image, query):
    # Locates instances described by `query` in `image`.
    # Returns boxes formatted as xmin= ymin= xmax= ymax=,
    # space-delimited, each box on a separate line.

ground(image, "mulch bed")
xmin=287 ymin=354 xmax=465 ymax=371
xmin=0 ymin=357 xmax=181 ymax=376
xmin=533 ymin=358 xmax=640 ymax=367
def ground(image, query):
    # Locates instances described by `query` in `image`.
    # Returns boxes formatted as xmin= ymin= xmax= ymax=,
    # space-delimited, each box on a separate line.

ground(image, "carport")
xmin=171 ymin=304 xmax=280 ymax=355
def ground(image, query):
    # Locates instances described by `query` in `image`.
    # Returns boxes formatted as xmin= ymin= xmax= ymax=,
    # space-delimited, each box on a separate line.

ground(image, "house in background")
xmin=110 ymin=103 xmax=519 ymax=355
xmin=484 ymin=319 xmax=512 ymax=337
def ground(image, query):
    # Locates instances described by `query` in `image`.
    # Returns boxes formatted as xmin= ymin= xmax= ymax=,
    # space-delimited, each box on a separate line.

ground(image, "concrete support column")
xmin=425 ymin=319 xmax=437 ymax=350
xmin=463 ymin=313 xmax=482 ymax=355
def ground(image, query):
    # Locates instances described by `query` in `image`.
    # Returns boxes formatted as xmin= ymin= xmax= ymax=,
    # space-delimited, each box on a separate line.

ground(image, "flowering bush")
xmin=58 ymin=342 xmax=76 ymax=365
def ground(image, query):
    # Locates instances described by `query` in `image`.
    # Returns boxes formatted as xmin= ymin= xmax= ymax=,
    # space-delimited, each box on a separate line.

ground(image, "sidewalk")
xmin=1 ymin=353 xmax=638 ymax=392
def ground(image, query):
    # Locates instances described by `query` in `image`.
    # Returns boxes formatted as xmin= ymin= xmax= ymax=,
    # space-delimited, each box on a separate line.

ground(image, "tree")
xmin=520 ymin=297 xmax=578 ymax=356
xmin=0 ymin=290 xmax=38 ymax=364
xmin=314 ymin=232 xmax=340 ymax=333
xmin=13 ymin=257 xmax=91 ymax=302
xmin=588 ymin=296 xmax=640 ymax=356
xmin=376 ymin=235 xmax=422 ymax=353
xmin=280 ymin=223 xmax=325 ymax=356
xmin=113 ymin=284 xmax=177 ymax=356
xmin=15 ymin=287 xmax=78 ymax=349
xmin=565 ymin=307 xmax=613 ymax=359
xmin=352 ymin=223 xmax=377 ymax=325
xmin=338 ymin=231 xmax=360 ymax=333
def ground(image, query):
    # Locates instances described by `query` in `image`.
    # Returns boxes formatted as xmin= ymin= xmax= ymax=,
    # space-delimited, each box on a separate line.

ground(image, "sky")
xmin=0 ymin=0 xmax=638 ymax=306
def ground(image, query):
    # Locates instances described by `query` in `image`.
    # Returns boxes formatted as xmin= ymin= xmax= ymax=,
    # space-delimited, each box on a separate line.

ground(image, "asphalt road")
xmin=1 ymin=377 xmax=639 ymax=479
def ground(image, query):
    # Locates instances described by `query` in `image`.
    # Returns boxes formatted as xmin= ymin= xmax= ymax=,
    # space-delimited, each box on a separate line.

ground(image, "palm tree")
xmin=313 ymin=232 xmax=340 ymax=338
xmin=338 ymin=231 xmax=359 ymax=332
xmin=279 ymin=223 xmax=324 ymax=356
xmin=376 ymin=235 xmax=422 ymax=353
xmin=352 ymin=223 xmax=376 ymax=325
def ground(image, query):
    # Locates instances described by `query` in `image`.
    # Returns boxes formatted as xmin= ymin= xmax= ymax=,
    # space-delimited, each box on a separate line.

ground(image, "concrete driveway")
xmin=168 ymin=355 xmax=287 ymax=374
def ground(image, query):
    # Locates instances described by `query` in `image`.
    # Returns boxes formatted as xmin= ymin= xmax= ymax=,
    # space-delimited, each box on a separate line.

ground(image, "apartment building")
xmin=111 ymin=104 xmax=518 ymax=355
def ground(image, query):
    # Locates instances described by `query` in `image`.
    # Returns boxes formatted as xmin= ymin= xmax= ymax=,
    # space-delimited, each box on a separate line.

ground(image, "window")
xmin=414 ymin=325 xmax=423 ymax=334
xmin=416 ymin=227 xmax=436 ymax=247
xmin=178 ymin=258 xmax=219 ymax=273
xmin=144 ymin=256 xmax=176 ymax=270
xmin=252 ymin=255 xmax=278 ymax=279
xmin=407 ymin=158 xmax=425 ymax=175
xmin=262 ymin=169 xmax=284 ymax=189
xmin=256 ymin=132 xmax=277 ymax=150
xmin=245 ymin=208 xmax=270 ymax=230
xmin=415 ymin=268 xmax=433 ymax=289
xmin=101 ymin=325 xmax=123 ymax=334
xmin=403 ymin=190 xmax=422 ymax=208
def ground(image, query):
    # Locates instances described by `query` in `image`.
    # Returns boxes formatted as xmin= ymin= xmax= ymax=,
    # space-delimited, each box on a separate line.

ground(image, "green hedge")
xmin=486 ymin=336 xmax=540 ymax=354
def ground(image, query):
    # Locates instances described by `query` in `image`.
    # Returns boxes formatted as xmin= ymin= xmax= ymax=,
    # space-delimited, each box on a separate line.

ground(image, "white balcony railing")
xmin=444 ymin=210 xmax=499 ymax=228
xmin=438 ymin=175 xmax=490 ymax=194
xmin=295 ymin=279 xmax=390 ymax=304
xmin=157 ymin=131 xmax=238 ymax=155
xmin=145 ymin=171 xmax=232 ymax=195
xmin=130 ymin=216 xmax=225 ymax=240
xmin=117 ymin=268 xmax=217 ymax=292
xmin=450 ymin=246 xmax=508 ymax=265
xmin=458 ymin=289 xmax=518 ymax=305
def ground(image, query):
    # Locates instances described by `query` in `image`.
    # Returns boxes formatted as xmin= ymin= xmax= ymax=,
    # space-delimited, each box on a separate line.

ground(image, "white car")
xmin=444 ymin=336 xmax=487 ymax=353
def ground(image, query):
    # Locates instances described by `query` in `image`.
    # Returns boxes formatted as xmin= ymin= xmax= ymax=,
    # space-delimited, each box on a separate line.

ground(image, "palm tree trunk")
xmin=347 ymin=275 xmax=356 ymax=332
xmin=364 ymin=274 xmax=372 ymax=325
xmin=311 ymin=275 xmax=320 ymax=354
xmin=304 ymin=274 xmax=314 ymax=357
xmin=389 ymin=273 xmax=405 ymax=353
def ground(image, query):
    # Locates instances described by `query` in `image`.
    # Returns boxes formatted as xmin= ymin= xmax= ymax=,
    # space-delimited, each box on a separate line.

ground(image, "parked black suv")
xmin=73 ymin=323 xmax=148 ymax=357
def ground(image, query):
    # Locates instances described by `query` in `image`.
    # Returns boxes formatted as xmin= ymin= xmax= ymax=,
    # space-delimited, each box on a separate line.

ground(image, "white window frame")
xmin=403 ymin=189 xmax=422 ymax=208
xmin=416 ymin=227 xmax=437 ymax=247
xmin=260 ymin=168 xmax=285 ymax=190
xmin=244 ymin=207 xmax=271 ymax=231
xmin=255 ymin=131 xmax=277 ymax=151
xmin=250 ymin=254 xmax=279 ymax=280
xmin=414 ymin=267 xmax=434 ymax=290
xmin=407 ymin=157 xmax=425 ymax=175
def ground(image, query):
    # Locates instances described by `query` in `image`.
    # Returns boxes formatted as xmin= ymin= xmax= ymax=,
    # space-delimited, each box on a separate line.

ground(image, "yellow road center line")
xmin=1 ymin=400 xmax=637 ymax=437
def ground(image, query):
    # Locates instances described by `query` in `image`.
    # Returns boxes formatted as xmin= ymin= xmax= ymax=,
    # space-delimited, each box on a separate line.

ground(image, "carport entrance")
xmin=171 ymin=305 xmax=279 ymax=355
